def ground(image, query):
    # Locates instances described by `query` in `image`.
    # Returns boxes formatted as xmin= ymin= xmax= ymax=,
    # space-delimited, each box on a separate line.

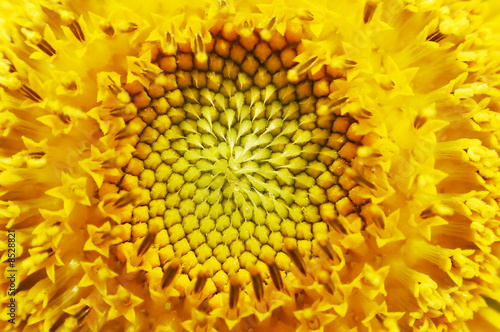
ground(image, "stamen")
xmin=165 ymin=32 xmax=177 ymax=55
xmin=37 ymin=39 xmax=57 ymax=56
xmin=260 ymin=17 xmax=277 ymax=42
xmin=414 ymin=106 xmax=436 ymax=129
xmin=162 ymin=259 xmax=180 ymax=289
xmin=194 ymin=34 xmax=208 ymax=69
xmin=101 ymin=23 xmax=115 ymax=36
xmin=285 ymin=241 xmax=307 ymax=276
xmin=325 ymin=216 xmax=348 ymax=234
xmin=50 ymin=313 xmax=70 ymax=332
xmin=68 ymin=21 xmax=85 ymax=42
xmin=118 ymin=22 xmax=138 ymax=33
xmin=109 ymin=104 xmax=137 ymax=118
xmin=137 ymin=232 xmax=156 ymax=256
xmin=426 ymin=30 xmax=446 ymax=43
xmin=287 ymin=56 xmax=318 ymax=83
xmin=194 ymin=271 xmax=208 ymax=293
xmin=229 ymin=276 xmax=240 ymax=309
xmin=108 ymin=82 xmax=122 ymax=96
xmin=74 ymin=305 xmax=91 ymax=323
xmin=0 ymin=54 xmax=16 ymax=72
xmin=239 ymin=21 xmax=253 ymax=38
xmin=317 ymin=270 xmax=335 ymax=294
xmin=419 ymin=203 xmax=453 ymax=219
xmin=297 ymin=9 xmax=314 ymax=21
xmin=363 ymin=1 xmax=378 ymax=24
xmin=113 ymin=189 xmax=143 ymax=208
xmin=266 ymin=260 xmax=283 ymax=290
xmin=19 ymin=84 xmax=42 ymax=102
xmin=318 ymin=239 xmax=335 ymax=260
xmin=249 ymin=265 xmax=264 ymax=301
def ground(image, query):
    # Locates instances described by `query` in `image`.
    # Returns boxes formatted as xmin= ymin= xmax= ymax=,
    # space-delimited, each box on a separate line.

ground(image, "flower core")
xmin=119 ymin=26 xmax=363 ymax=298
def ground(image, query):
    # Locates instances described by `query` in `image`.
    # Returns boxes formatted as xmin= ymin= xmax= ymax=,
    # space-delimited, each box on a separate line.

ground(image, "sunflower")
xmin=1 ymin=0 xmax=500 ymax=331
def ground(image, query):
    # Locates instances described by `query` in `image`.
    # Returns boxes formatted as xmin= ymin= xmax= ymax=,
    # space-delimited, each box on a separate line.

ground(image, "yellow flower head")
xmin=1 ymin=0 xmax=500 ymax=331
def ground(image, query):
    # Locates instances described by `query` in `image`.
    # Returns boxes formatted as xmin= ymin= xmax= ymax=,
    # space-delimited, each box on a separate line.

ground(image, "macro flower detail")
xmin=1 ymin=0 xmax=500 ymax=331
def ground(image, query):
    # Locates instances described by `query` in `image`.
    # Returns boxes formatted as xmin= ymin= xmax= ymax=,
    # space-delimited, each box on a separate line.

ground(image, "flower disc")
xmin=117 ymin=27 xmax=365 ymax=299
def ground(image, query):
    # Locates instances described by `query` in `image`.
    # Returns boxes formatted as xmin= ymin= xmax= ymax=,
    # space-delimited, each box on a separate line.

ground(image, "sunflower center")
xmin=120 ymin=26 xmax=363 ymax=290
